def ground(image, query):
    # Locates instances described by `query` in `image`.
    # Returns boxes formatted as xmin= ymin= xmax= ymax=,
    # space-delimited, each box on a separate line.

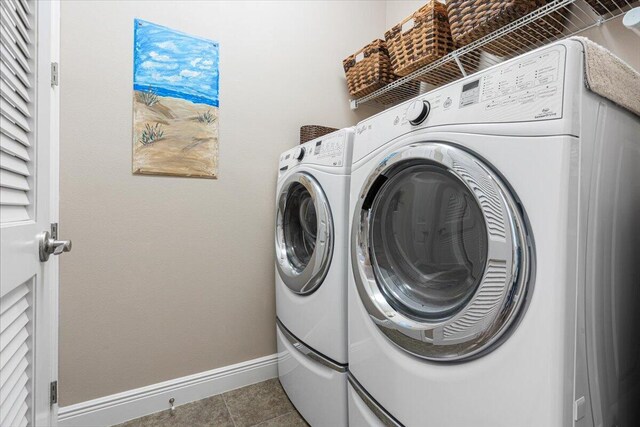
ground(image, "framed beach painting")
xmin=132 ymin=19 xmax=219 ymax=178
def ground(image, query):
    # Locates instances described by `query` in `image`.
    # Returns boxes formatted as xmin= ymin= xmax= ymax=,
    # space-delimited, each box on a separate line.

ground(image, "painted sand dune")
xmin=133 ymin=90 xmax=218 ymax=178
xmin=132 ymin=19 xmax=219 ymax=178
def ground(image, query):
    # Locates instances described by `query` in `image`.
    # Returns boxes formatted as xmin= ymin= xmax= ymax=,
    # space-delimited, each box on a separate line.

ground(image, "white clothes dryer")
xmin=347 ymin=40 xmax=640 ymax=427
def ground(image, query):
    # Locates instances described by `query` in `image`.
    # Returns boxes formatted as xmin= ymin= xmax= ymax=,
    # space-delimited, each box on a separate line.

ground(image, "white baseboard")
xmin=58 ymin=353 xmax=278 ymax=427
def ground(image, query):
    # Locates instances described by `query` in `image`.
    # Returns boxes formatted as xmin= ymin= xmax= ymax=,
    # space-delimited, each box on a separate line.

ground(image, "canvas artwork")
xmin=132 ymin=19 xmax=219 ymax=178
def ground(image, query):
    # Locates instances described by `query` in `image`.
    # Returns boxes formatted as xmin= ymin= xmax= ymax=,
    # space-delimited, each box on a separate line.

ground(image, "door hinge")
xmin=50 ymin=381 xmax=58 ymax=405
xmin=51 ymin=62 xmax=59 ymax=86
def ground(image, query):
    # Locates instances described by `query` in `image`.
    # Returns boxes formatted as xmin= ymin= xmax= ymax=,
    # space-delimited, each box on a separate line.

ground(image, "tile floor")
xmin=115 ymin=379 xmax=309 ymax=427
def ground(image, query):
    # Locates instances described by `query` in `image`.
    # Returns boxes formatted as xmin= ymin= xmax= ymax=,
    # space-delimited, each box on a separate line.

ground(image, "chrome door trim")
xmin=276 ymin=318 xmax=347 ymax=373
xmin=347 ymin=373 xmax=403 ymax=427
xmin=351 ymin=142 xmax=533 ymax=362
xmin=275 ymin=172 xmax=333 ymax=295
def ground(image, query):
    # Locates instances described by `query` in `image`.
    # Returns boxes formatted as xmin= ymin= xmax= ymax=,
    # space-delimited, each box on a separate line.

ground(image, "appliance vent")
xmin=443 ymin=260 xmax=507 ymax=341
xmin=452 ymin=160 xmax=506 ymax=239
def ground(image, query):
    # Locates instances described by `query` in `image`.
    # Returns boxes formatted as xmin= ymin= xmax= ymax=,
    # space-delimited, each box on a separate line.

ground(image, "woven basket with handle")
xmin=384 ymin=1 xmax=457 ymax=85
xmin=343 ymin=39 xmax=420 ymax=103
xmin=299 ymin=125 xmax=338 ymax=145
xmin=447 ymin=0 xmax=566 ymax=56
xmin=343 ymin=39 xmax=397 ymax=98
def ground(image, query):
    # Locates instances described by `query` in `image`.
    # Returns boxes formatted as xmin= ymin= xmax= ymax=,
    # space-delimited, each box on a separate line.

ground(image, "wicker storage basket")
xmin=447 ymin=0 xmax=566 ymax=56
xmin=343 ymin=39 xmax=397 ymax=98
xmin=384 ymin=1 xmax=456 ymax=85
xmin=299 ymin=125 xmax=338 ymax=144
xmin=586 ymin=0 xmax=633 ymax=15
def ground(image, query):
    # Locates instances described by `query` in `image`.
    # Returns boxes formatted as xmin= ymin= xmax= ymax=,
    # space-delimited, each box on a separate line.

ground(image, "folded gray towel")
xmin=570 ymin=36 xmax=640 ymax=117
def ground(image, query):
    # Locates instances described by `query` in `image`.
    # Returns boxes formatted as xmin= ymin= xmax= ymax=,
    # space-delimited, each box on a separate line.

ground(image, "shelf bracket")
xmin=453 ymin=54 xmax=468 ymax=78
xmin=350 ymin=99 xmax=358 ymax=110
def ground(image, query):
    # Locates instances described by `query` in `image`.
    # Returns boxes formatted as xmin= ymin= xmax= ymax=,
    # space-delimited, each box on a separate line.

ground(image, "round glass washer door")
xmin=352 ymin=143 xmax=533 ymax=361
xmin=276 ymin=172 xmax=333 ymax=295
xmin=370 ymin=163 xmax=488 ymax=322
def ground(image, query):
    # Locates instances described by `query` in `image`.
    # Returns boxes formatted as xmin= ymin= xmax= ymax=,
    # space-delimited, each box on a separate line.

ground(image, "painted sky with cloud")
xmin=133 ymin=19 xmax=219 ymax=107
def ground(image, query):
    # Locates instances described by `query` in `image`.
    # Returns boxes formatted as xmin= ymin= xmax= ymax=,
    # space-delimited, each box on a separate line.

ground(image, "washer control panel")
xmin=279 ymin=131 xmax=349 ymax=172
xmin=312 ymin=137 xmax=345 ymax=161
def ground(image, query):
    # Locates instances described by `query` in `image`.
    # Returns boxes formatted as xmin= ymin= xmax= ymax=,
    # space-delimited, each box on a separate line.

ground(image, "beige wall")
xmin=385 ymin=0 xmax=429 ymax=30
xmin=60 ymin=0 xmax=639 ymax=407
xmin=59 ymin=0 xmax=384 ymax=406
xmin=579 ymin=15 xmax=640 ymax=71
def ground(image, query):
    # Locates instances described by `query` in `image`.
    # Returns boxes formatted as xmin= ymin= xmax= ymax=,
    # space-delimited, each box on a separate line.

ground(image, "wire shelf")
xmin=350 ymin=0 xmax=636 ymax=109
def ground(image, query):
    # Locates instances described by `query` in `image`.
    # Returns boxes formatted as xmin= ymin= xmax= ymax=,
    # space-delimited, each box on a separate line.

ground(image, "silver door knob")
xmin=39 ymin=230 xmax=72 ymax=262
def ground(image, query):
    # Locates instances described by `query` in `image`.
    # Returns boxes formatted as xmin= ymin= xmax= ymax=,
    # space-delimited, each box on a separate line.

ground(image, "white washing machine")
xmin=275 ymin=128 xmax=354 ymax=426
xmin=347 ymin=40 xmax=640 ymax=427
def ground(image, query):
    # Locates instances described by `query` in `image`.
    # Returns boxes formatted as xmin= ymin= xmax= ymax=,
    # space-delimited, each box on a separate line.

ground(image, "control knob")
xmin=293 ymin=146 xmax=305 ymax=161
xmin=406 ymin=100 xmax=431 ymax=125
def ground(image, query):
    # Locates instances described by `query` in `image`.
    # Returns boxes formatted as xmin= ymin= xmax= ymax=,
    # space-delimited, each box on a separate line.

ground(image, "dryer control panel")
xmin=382 ymin=44 xmax=566 ymax=130
xmin=278 ymin=129 xmax=353 ymax=174
xmin=352 ymin=42 xmax=579 ymax=165
xmin=456 ymin=47 xmax=563 ymax=118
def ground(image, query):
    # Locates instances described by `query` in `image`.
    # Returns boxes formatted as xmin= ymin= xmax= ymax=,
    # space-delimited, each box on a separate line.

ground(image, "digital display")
xmin=314 ymin=140 xmax=322 ymax=155
xmin=462 ymin=80 xmax=479 ymax=92
xmin=460 ymin=78 xmax=481 ymax=107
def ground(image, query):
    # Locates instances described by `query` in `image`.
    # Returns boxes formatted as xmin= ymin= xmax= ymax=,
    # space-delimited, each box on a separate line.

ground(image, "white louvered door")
xmin=1 ymin=1 xmax=59 ymax=426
